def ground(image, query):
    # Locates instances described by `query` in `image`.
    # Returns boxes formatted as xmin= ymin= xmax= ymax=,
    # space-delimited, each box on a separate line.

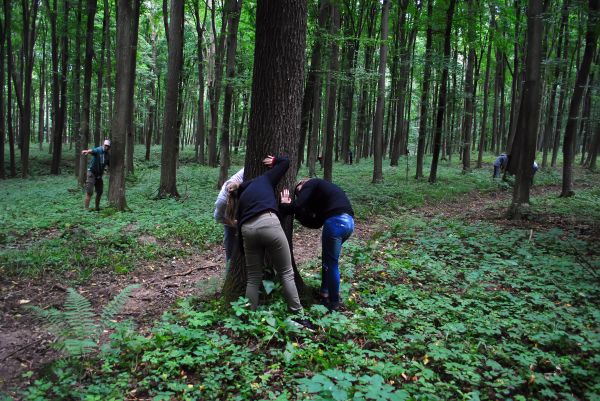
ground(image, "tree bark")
xmin=323 ymin=2 xmax=339 ymax=182
xmin=508 ymin=0 xmax=544 ymax=218
xmin=218 ymin=0 xmax=242 ymax=188
xmin=158 ymin=0 xmax=184 ymax=198
xmin=371 ymin=0 xmax=390 ymax=183
xmin=108 ymin=0 xmax=140 ymax=210
xmin=193 ymin=0 xmax=208 ymax=164
xmin=462 ymin=0 xmax=475 ymax=173
xmin=78 ymin=0 xmax=98 ymax=186
xmin=73 ymin=0 xmax=83 ymax=177
xmin=223 ymin=0 xmax=308 ymax=303
xmin=415 ymin=0 xmax=432 ymax=179
xmin=560 ymin=0 xmax=599 ymax=197
xmin=125 ymin=0 xmax=141 ymax=175
xmin=0 ymin=14 xmax=5 ymax=179
xmin=428 ymin=0 xmax=456 ymax=183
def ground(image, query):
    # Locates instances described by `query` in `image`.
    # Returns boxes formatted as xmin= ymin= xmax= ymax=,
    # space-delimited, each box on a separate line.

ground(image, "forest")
xmin=0 ymin=0 xmax=599 ymax=399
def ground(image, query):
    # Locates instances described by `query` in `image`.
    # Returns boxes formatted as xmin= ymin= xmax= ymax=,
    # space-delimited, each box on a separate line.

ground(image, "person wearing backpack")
xmin=81 ymin=139 xmax=111 ymax=210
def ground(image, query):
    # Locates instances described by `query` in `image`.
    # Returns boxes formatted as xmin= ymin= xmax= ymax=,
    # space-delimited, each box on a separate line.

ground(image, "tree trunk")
xmin=125 ymin=0 xmax=141 ymax=175
xmin=93 ymin=0 xmax=109 ymax=148
xmin=77 ymin=0 xmax=98 ymax=186
xmin=428 ymin=0 xmax=455 ymax=183
xmin=462 ymin=0 xmax=475 ymax=173
xmin=223 ymin=0 xmax=308 ymax=303
xmin=207 ymin=1 xmax=228 ymax=167
xmin=323 ymin=3 xmax=339 ymax=182
xmin=193 ymin=0 xmax=208 ymax=164
xmin=158 ymin=0 xmax=184 ymax=198
xmin=5 ymin=0 xmax=15 ymax=177
xmin=371 ymin=0 xmax=390 ymax=183
xmin=477 ymin=25 xmax=493 ymax=168
xmin=0 ymin=15 xmax=5 ymax=179
xmin=73 ymin=0 xmax=83 ymax=177
xmin=298 ymin=0 xmax=328 ymax=170
xmin=560 ymin=0 xmax=599 ymax=197
xmin=108 ymin=0 xmax=140 ymax=210
xmin=508 ymin=0 xmax=544 ymax=219
xmin=218 ymin=0 xmax=243 ymax=188
xmin=415 ymin=0 xmax=432 ymax=179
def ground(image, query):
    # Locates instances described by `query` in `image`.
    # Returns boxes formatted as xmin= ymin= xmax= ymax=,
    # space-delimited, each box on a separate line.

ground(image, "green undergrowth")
xmin=17 ymin=215 xmax=600 ymax=400
xmin=2 ymin=146 xmax=565 ymax=281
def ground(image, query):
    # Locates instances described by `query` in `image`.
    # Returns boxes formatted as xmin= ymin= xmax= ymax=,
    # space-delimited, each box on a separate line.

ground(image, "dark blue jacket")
xmin=237 ymin=157 xmax=289 ymax=227
xmin=281 ymin=178 xmax=354 ymax=229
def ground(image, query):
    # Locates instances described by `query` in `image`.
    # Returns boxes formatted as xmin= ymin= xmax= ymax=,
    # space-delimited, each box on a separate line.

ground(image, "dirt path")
xmin=1 ymin=184 xmax=597 ymax=395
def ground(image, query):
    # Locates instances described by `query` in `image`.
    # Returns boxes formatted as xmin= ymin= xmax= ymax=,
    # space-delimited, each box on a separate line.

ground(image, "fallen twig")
xmin=162 ymin=264 xmax=218 ymax=279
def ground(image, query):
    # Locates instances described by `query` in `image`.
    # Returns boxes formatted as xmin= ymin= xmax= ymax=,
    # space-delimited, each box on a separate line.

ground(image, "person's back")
xmin=289 ymin=179 xmax=353 ymax=228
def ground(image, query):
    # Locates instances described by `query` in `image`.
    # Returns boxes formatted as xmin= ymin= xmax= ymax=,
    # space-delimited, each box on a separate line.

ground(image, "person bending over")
xmin=214 ymin=168 xmax=244 ymax=263
xmin=280 ymin=178 xmax=354 ymax=311
xmin=224 ymin=156 xmax=307 ymax=324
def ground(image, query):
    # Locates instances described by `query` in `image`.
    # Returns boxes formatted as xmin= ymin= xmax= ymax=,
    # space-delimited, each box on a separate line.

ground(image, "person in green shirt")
xmin=81 ymin=139 xmax=111 ymax=210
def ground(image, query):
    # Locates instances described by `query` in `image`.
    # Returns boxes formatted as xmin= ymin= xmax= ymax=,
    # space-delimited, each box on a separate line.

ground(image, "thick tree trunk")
xmin=78 ymin=0 xmax=98 ymax=186
xmin=223 ymin=0 xmax=308 ymax=303
xmin=560 ymin=0 xmax=599 ymax=197
xmin=508 ymin=0 xmax=544 ymax=218
xmin=428 ymin=0 xmax=455 ymax=183
xmin=218 ymin=0 xmax=242 ymax=188
xmin=372 ymin=0 xmax=390 ymax=183
xmin=108 ymin=0 xmax=140 ymax=210
xmin=158 ymin=0 xmax=184 ymax=198
xmin=5 ymin=1 xmax=15 ymax=177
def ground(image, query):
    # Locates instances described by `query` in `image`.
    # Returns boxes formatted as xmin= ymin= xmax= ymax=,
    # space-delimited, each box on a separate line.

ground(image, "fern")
xmin=100 ymin=284 xmax=140 ymax=327
xmin=26 ymin=284 xmax=140 ymax=357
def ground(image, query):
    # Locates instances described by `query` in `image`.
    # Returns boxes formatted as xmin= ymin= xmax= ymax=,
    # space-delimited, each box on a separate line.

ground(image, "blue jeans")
xmin=224 ymin=225 xmax=237 ymax=262
xmin=321 ymin=213 xmax=354 ymax=307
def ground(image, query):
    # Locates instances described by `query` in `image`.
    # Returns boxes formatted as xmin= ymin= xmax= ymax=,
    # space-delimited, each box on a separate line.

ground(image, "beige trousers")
xmin=241 ymin=212 xmax=303 ymax=312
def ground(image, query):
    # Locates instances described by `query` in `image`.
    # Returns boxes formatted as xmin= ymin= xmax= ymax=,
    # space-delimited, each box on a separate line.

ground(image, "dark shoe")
xmin=291 ymin=317 xmax=316 ymax=332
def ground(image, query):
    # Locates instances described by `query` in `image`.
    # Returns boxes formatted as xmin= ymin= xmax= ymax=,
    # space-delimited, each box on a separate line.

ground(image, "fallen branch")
xmin=163 ymin=264 xmax=218 ymax=279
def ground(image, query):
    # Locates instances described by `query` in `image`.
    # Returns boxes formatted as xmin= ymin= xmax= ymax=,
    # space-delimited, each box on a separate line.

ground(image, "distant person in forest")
xmin=348 ymin=150 xmax=353 ymax=165
xmin=493 ymin=153 xmax=508 ymax=178
xmin=224 ymin=155 xmax=310 ymax=328
xmin=214 ymin=168 xmax=244 ymax=264
xmin=81 ymin=139 xmax=111 ymax=210
xmin=317 ymin=155 xmax=323 ymax=169
xmin=280 ymin=178 xmax=354 ymax=311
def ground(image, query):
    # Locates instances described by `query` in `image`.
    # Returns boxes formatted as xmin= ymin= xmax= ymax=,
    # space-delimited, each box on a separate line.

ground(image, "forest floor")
xmin=1 ymin=180 xmax=596 ymax=396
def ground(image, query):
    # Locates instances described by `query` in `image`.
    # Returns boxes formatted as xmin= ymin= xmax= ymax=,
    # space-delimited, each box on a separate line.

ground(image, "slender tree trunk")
xmin=126 ymin=0 xmax=141 ymax=175
xmin=193 ymin=0 xmax=208 ymax=164
xmin=415 ymin=0 xmax=433 ymax=179
xmin=372 ymin=0 xmax=390 ymax=183
xmin=207 ymin=1 xmax=228 ymax=167
xmin=508 ymin=0 xmax=544 ymax=218
xmin=506 ymin=0 xmax=522 ymax=153
xmin=323 ymin=3 xmax=339 ymax=182
xmin=73 ymin=0 xmax=83 ymax=177
xmin=0 ymin=17 xmax=5 ymax=179
xmin=428 ymin=0 xmax=456 ymax=183
xmin=109 ymin=0 xmax=140 ymax=209
xmin=477 ymin=27 xmax=493 ymax=168
xmin=560 ymin=0 xmax=599 ymax=197
xmin=218 ymin=0 xmax=242 ymax=187
xmin=78 ymin=0 xmax=98 ymax=186
xmin=158 ymin=0 xmax=184 ymax=198
xmin=462 ymin=0 xmax=475 ymax=173
xmin=93 ymin=0 xmax=109 ymax=148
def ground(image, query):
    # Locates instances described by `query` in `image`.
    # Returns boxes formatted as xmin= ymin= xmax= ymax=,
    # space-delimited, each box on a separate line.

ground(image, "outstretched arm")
xmin=263 ymin=155 xmax=290 ymax=187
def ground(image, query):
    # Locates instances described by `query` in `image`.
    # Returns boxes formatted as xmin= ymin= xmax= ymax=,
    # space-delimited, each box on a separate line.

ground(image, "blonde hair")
xmin=224 ymin=182 xmax=240 ymax=227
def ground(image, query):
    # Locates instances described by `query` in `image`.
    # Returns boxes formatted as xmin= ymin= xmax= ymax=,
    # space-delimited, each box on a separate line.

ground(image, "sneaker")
xmin=291 ymin=317 xmax=316 ymax=332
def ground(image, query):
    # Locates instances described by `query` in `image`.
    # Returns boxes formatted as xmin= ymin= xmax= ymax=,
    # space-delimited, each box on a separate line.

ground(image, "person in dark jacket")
xmin=280 ymin=178 xmax=354 ymax=311
xmin=81 ymin=139 xmax=111 ymax=210
xmin=224 ymin=156 xmax=305 ymax=317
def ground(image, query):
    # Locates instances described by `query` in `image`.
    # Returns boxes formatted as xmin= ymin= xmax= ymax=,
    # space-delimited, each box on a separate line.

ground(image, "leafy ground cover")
xmin=2 ymin=146 xmax=599 ymax=400
xmin=14 ymin=213 xmax=600 ymax=401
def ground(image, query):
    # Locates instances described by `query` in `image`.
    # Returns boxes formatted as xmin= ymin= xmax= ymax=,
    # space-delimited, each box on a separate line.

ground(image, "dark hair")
xmin=223 ymin=182 xmax=240 ymax=227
